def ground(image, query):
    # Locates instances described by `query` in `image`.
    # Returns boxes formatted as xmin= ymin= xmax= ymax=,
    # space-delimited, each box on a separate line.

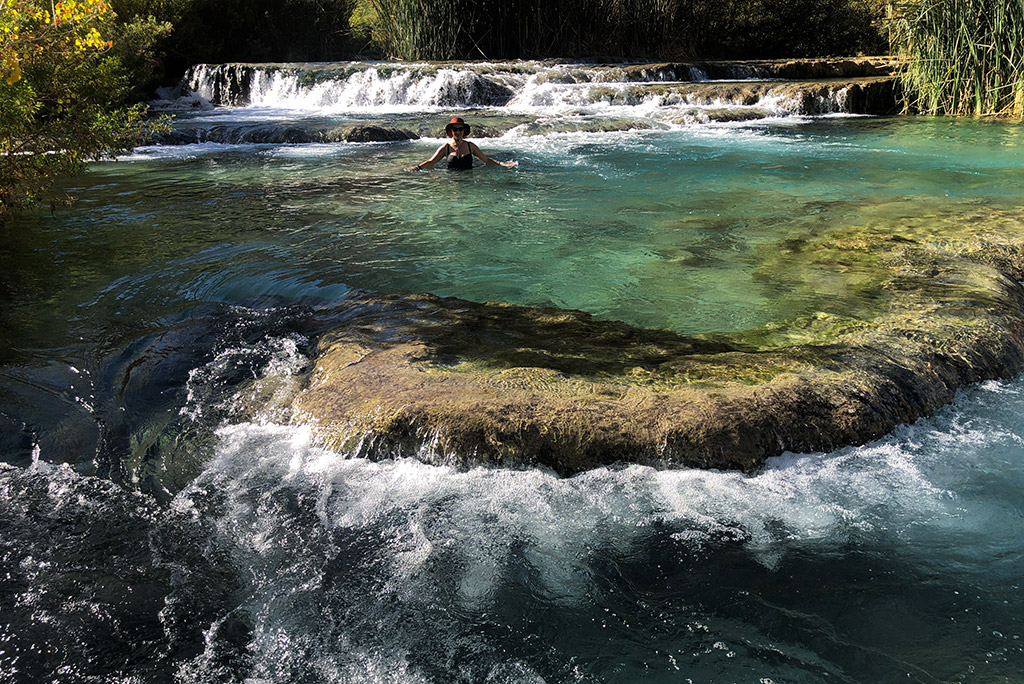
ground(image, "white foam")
xmin=121 ymin=142 xmax=263 ymax=161
xmin=180 ymin=336 xmax=309 ymax=424
xmin=244 ymin=66 xmax=506 ymax=113
xmin=144 ymin=375 xmax=1024 ymax=678
xmin=183 ymin=379 xmax=1019 ymax=606
xmin=184 ymin=62 xmax=839 ymax=123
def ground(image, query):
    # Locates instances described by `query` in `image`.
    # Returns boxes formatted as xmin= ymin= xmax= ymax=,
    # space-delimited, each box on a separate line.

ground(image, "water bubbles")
xmin=180 ymin=334 xmax=308 ymax=425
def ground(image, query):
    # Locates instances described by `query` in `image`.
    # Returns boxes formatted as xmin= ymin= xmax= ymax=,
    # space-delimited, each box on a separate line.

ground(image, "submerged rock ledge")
xmin=293 ymin=208 xmax=1024 ymax=474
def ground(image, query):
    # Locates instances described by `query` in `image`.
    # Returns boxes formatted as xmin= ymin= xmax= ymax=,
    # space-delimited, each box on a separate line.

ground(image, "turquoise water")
xmin=2 ymin=96 xmax=1024 ymax=682
xmin=5 ymin=117 xmax=1024 ymax=354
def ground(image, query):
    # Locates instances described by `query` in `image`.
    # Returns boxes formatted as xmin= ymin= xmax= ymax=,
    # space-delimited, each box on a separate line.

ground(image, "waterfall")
xmin=180 ymin=60 xmax=894 ymax=117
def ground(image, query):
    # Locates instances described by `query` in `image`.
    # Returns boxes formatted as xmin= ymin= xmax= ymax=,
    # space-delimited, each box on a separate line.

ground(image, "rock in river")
xmin=291 ymin=206 xmax=1024 ymax=474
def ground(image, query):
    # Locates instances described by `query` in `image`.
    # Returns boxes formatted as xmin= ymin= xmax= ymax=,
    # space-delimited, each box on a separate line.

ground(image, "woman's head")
xmin=445 ymin=116 xmax=470 ymax=138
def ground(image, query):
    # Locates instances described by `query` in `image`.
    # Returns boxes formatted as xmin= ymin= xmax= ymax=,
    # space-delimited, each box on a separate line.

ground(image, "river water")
xmin=1 ymin=62 xmax=1023 ymax=683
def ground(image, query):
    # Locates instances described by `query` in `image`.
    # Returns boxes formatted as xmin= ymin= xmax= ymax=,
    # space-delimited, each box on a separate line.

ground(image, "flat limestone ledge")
xmin=150 ymin=124 xmax=420 ymax=146
xmin=292 ymin=208 xmax=1024 ymax=474
xmin=607 ymin=77 xmax=897 ymax=115
xmin=682 ymin=56 xmax=896 ymax=80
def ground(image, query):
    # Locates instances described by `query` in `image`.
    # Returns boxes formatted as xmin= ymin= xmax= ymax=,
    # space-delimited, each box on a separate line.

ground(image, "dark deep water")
xmin=2 ymin=61 xmax=1024 ymax=682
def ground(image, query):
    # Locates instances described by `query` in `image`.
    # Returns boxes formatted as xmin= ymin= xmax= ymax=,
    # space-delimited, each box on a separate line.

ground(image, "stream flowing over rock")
xmin=137 ymin=58 xmax=1024 ymax=475
xmin=180 ymin=58 xmax=896 ymax=109
xmin=149 ymin=58 xmax=898 ymax=145
xmin=6 ymin=67 xmax=1024 ymax=681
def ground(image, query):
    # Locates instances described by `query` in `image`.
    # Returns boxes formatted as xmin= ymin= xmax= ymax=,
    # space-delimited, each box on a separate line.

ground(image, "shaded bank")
xmin=293 ymin=205 xmax=1024 ymax=473
xmin=350 ymin=0 xmax=886 ymax=61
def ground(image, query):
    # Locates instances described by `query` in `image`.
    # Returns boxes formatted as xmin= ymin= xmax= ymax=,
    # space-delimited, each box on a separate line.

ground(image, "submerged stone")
xmin=326 ymin=126 xmax=420 ymax=143
xmin=292 ymin=207 xmax=1024 ymax=474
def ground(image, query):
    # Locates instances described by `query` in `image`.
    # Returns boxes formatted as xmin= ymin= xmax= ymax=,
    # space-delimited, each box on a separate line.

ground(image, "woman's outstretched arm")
xmin=409 ymin=143 xmax=451 ymax=171
xmin=469 ymin=142 xmax=517 ymax=168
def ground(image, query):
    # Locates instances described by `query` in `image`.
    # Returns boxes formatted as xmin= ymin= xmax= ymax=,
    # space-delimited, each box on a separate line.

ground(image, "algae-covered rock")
xmin=147 ymin=123 xmax=420 ymax=145
xmin=290 ymin=207 xmax=1024 ymax=474
xmin=326 ymin=126 xmax=420 ymax=143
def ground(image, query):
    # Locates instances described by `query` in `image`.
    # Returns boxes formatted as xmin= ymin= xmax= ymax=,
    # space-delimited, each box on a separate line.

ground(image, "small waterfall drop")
xmin=178 ymin=60 xmax=894 ymax=121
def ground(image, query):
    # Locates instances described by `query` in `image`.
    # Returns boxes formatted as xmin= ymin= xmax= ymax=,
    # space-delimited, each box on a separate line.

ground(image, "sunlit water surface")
xmin=1 ymin=114 xmax=1023 ymax=682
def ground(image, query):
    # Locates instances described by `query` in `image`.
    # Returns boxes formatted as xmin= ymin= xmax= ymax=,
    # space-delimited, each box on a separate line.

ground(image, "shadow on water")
xmin=0 ymin=297 xmax=364 ymax=497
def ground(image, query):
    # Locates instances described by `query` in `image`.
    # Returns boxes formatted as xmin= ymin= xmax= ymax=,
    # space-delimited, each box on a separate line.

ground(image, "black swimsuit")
xmin=447 ymin=143 xmax=473 ymax=170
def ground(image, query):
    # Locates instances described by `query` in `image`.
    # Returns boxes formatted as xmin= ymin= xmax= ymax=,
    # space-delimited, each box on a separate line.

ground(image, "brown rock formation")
xmin=292 ymin=207 xmax=1024 ymax=474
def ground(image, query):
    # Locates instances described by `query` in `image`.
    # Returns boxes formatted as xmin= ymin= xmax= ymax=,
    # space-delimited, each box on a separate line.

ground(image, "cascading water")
xmin=184 ymin=62 xmax=707 ymax=109
xmin=166 ymin=60 xmax=890 ymax=123
xmin=2 ymin=57 xmax=1022 ymax=682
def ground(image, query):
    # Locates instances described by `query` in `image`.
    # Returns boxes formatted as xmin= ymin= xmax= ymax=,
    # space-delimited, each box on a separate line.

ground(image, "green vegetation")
xmin=699 ymin=0 xmax=886 ymax=60
xmin=143 ymin=0 xmax=356 ymax=73
xmin=0 ymin=0 xmax=359 ymax=217
xmin=349 ymin=0 xmax=886 ymax=60
xmin=888 ymin=0 xmax=1024 ymax=116
xmin=0 ymin=0 xmax=170 ymax=216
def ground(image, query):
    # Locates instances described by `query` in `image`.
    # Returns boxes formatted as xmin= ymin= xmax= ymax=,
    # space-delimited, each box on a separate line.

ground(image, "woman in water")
xmin=410 ymin=117 xmax=516 ymax=171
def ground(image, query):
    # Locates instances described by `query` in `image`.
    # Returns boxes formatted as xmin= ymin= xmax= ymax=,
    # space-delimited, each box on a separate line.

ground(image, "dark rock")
xmin=232 ymin=125 xmax=317 ymax=144
xmin=688 ymin=56 xmax=897 ymax=81
xmin=326 ymin=126 xmax=420 ymax=143
xmin=147 ymin=130 xmax=206 ymax=145
xmin=193 ymin=63 xmax=257 ymax=106
xmin=145 ymin=124 xmax=420 ymax=146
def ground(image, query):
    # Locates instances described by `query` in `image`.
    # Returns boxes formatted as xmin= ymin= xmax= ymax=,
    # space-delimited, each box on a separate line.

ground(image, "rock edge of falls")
xmin=288 ymin=207 xmax=1024 ymax=474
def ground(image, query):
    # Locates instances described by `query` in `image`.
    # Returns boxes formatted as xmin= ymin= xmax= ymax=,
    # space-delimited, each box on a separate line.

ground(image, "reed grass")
xmin=888 ymin=0 xmax=1024 ymax=116
xmin=350 ymin=0 xmax=883 ymax=61
xmin=351 ymin=0 xmax=687 ymax=60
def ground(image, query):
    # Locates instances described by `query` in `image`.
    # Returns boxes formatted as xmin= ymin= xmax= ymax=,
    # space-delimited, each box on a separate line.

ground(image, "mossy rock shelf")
xmin=292 ymin=207 xmax=1024 ymax=474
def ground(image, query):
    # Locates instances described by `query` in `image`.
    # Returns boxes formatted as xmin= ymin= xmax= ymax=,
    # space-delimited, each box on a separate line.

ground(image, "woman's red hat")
xmin=445 ymin=116 xmax=470 ymax=136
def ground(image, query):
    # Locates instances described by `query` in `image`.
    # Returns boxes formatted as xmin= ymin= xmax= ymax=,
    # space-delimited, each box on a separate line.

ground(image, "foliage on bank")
xmin=888 ymin=0 xmax=1024 ymax=116
xmin=111 ymin=0 xmax=356 ymax=76
xmin=0 ymin=0 xmax=167 ymax=216
xmin=349 ymin=0 xmax=886 ymax=61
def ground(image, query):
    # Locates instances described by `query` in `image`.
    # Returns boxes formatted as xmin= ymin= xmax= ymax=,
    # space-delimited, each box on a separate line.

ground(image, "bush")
xmin=696 ymin=0 xmax=887 ymax=59
xmin=162 ymin=0 xmax=355 ymax=71
xmin=0 ymin=0 xmax=164 ymax=216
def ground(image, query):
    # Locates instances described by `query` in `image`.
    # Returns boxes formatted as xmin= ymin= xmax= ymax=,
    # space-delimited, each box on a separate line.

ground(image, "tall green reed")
xmin=351 ymin=0 xmax=885 ymax=61
xmin=888 ymin=0 xmax=1024 ymax=116
xmin=351 ymin=0 xmax=688 ymax=60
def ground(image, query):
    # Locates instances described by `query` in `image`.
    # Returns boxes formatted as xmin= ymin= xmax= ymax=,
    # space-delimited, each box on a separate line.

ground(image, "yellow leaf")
xmin=5 ymin=60 xmax=20 ymax=85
